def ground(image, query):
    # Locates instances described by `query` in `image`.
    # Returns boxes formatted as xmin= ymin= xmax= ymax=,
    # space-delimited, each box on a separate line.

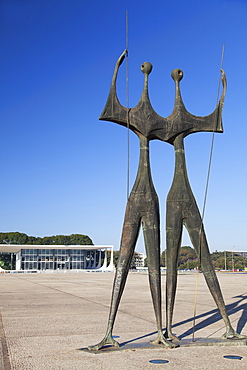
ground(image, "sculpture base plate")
xmin=80 ymin=337 xmax=247 ymax=354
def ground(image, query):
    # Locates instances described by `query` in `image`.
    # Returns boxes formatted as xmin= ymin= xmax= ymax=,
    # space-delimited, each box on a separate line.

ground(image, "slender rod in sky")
xmin=126 ymin=10 xmax=130 ymax=199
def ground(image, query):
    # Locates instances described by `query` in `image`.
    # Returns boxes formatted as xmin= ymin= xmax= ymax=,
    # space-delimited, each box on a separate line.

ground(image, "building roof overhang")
xmin=0 ymin=244 xmax=114 ymax=254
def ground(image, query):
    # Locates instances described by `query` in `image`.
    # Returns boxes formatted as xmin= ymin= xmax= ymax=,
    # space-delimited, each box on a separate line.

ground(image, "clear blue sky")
xmin=1 ymin=0 xmax=247 ymax=253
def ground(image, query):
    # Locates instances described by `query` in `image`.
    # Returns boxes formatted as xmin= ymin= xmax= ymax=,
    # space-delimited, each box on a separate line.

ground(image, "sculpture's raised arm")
xmin=186 ymin=68 xmax=227 ymax=134
xmin=99 ymin=51 xmax=170 ymax=138
xmin=220 ymin=69 xmax=227 ymax=105
xmin=159 ymin=68 xmax=227 ymax=144
xmin=99 ymin=50 xmax=129 ymax=127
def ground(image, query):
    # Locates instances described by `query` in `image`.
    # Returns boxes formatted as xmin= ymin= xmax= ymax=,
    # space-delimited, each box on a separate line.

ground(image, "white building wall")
xmin=15 ymin=252 xmax=21 ymax=270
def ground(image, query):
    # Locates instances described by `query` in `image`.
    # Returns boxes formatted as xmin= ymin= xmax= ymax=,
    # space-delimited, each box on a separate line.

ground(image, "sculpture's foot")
xmin=222 ymin=327 xmax=246 ymax=340
xmin=164 ymin=331 xmax=180 ymax=343
xmin=151 ymin=333 xmax=179 ymax=348
xmin=87 ymin=335 xmax=120 ymax=351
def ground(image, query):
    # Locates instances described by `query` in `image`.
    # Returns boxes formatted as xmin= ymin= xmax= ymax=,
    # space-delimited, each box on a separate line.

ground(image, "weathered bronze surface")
xmin=88 ymin=50 xmax=175 ymax=351
xmin=88 ymin=51 xmax=244 ymax=351
xmin=163 ymin=68 xmax=244 ymax=341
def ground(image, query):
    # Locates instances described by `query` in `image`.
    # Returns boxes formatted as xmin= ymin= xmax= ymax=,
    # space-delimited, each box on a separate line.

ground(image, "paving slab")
xmin=0 ymin=271 xmax=247 ymax=369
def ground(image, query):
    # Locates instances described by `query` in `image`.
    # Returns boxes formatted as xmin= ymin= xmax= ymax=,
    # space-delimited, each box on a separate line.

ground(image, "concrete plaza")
xmin=0 ymin=270 xmax=247 ymax=369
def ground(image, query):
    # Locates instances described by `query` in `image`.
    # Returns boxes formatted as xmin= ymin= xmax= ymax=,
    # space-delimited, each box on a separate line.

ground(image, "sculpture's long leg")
xmin=142 ymin=210 xmax=178 ymax=348
xmin=164 ymin=201 xmax=183 ymax=341
xmin=87 ymin=208 xmax=140 ymax=351
xmin=185 ymin=207 xmax=246 ymax=339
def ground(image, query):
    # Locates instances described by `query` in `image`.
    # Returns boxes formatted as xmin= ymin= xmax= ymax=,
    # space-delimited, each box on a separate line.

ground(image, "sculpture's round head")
xmin=141 ymin=62 xmax=153 ymax=75
xmin=171 ymin=68 xmax=183 ymax=82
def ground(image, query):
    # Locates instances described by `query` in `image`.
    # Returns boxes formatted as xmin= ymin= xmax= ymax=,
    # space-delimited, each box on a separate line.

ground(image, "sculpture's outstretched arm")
xmin=220 ymin=69 xmax=227 ymax=104
xmin=99 ymin=50 xmax=130 ymax=127
xmin=111 ymin=49 xmax=128 ymax=88
xmin=189 ymin=68 xmax=227 ymax=134
xmin=99 ymin=52 xmax=170 ymax=138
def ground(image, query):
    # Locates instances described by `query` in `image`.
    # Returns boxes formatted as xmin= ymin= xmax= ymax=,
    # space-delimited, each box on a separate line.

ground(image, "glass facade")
xmin=20 ymin=248 xmax=100 ymax=270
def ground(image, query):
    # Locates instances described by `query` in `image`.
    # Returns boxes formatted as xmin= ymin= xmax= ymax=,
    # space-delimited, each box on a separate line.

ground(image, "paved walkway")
xmin=0 ymin=271 xmax=246 ymax=369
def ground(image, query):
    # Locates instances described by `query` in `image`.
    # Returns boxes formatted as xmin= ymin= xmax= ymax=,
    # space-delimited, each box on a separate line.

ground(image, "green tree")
xmin=26 ymin=236 xmax=39 ymax=244
xmin=160 ymin=250 xmax=166 ymax=267
xmin=178 ymin=246 xmax=197 ymax=267
xmin=211 ymin=251 xmax=246 ymax=270
xmin=0 ymin=253 xmax=14 ymax=270
xmin=38 ymin=234 xmax=93 ymax=245
xmin=178 ymin=260 xmax=199 ymax=270
xmin=0 ymin=232 xmax=93 ymax=246
xmin=161 ymin=246 xmax=198 ymax=268
xmin=68 ymin=234 xmax=93 ymax=245
xmin=113 ymin=251 xmax=120 ymax=267
xmin=0 ymin=232 xmax=28 ymax=245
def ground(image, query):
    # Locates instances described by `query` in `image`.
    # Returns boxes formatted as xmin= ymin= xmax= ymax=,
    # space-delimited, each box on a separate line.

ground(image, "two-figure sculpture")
xmin=88 ymin=50 xmax=244 ymax=351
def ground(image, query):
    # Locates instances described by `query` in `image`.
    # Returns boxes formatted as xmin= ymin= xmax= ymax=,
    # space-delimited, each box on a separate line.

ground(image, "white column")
xmin=101 ymin=249 xmax=107 ymax=270
xmin=96 ymin=250 xmax=102 ymax=269
xmin=107 ymin=246 xmax=114 ymax=271
xmin=15 ymin=251 xmax=21 ymax=270
xmin=92 ymin=250 xmax=96 ymax=269
xmin=89 ymin=251 xmax=93 ymax=268
xmin=87 ymin=252 xmax=92 ymax=268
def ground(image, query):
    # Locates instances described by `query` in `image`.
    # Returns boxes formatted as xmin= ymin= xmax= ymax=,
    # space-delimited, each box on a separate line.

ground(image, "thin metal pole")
xmin=201 ymin=43 xmax=225 ymax=224
xmin=232 ymin=247 xmax=235 ymax=272
xmin=126 ymin=10 xmax=130 ymax=199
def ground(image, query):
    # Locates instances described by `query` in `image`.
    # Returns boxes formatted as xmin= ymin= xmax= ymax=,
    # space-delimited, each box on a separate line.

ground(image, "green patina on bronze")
xmin=88 ymin=50 xmax=244 ymax=351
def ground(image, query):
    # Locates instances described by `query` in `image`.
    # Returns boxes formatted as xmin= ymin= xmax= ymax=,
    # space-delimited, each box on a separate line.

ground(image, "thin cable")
xmin=126 ymin=10 xmax=130 ymax=199
xmin=192 ymin=44 xmax=225 ymax=342
xmin=201 ymin=43 xmax=225 ymax=223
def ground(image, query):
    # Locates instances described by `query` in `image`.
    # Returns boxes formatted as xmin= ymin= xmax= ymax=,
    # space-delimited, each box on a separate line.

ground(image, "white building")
xmin=134 ymin=252 xmax=145 ymax=267
xmin=235 ymin=251 xmax=247 ymax=259
xmin=0 ymin=244 xmax=114 ymax=272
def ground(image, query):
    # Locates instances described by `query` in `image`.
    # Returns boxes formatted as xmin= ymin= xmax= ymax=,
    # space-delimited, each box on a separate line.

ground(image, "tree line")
xmin=149 ymin=246 xmax=247 ymax=270
xmin=0 ymin=232 xmax=93 ymax=246
xmin=210 ymin=250 xmax=246 ymax=270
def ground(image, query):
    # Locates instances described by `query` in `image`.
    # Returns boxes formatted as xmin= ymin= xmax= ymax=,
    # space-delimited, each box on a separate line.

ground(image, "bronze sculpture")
xmin=88 ymin=51 xmax=244 ymax=351
xmin=162 ymin=68 xmax=244 ymax=341
xmin=88 ymin=50 xmax=176 ymax=350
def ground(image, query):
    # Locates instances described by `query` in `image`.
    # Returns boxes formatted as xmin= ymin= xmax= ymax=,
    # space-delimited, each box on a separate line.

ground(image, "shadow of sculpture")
xmin=171 ymin=293 xmax=247 ymax=340
xmin=119 ymin=293 xmax=247 ymax=346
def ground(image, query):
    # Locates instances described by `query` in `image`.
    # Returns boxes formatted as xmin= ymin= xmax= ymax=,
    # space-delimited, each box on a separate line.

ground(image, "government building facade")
xmin=0 ymin=245 xmax=114 ymax=271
